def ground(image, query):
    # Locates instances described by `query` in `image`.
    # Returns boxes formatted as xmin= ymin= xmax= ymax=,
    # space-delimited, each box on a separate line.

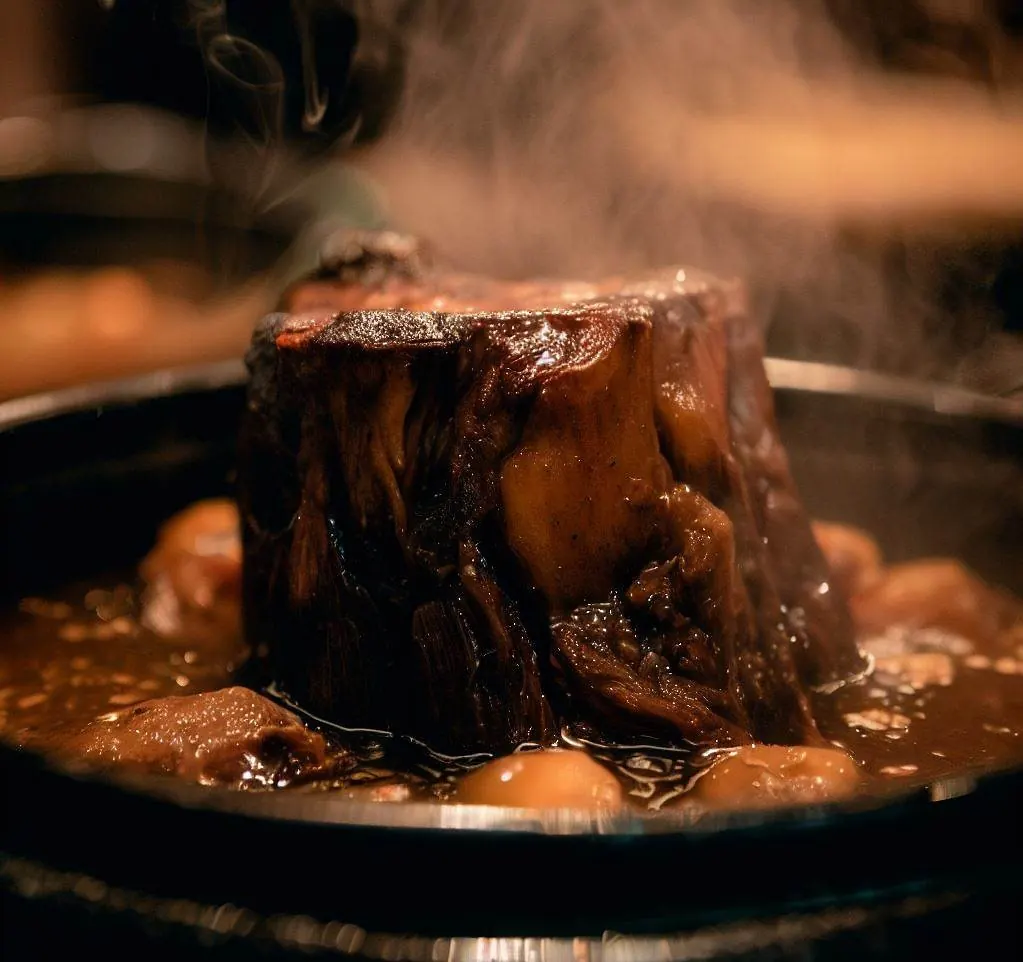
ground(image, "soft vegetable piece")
xmin=239 ymin=231 xmax=865 ymax=757
xmin=140 ymin=498 xmax=241 ymax=604
xmin=812 ymin=521 xmax=883 ymax=599
xmin=456 ymin=749 xmax=623 ymax=810
xmin=851 ymin=559 xmax=1020 ymax=645
xmin=140 ymin=499 xmax=242 ymax=637
xmin=690 ymin=745 xmax=860 ymax=809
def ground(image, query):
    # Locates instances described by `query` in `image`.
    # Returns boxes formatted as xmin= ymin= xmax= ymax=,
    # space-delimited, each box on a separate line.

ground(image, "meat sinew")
xmin=240 ymin=232 xmax=866 ymax=756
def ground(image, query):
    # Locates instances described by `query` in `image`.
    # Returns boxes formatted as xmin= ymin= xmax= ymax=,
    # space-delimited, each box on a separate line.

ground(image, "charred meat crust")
xmin=241 ymin=237 xmax=864 ymax=755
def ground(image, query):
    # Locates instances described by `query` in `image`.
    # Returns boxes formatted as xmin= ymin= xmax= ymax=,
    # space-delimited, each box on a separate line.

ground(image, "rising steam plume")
xmin=345 ymin=0 xmax=1023 ymax=377
xmin=183 ymin=0 xmax=1022 ymax=378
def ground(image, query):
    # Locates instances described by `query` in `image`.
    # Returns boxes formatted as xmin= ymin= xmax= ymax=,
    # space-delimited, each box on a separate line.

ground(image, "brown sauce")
xmin=0 ymin=582 xmax=242 ymax=743
xmin=2 ymin=502 xmax=1022 ymax=813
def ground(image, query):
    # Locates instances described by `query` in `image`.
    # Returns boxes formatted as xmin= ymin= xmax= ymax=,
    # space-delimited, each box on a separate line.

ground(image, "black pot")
xmin=1 ymin=361 xmax=1021 ymax=961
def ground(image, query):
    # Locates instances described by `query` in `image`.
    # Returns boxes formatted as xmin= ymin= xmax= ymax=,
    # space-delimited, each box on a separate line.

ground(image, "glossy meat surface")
xmin=240 ymin=232 xmax=865 ymax=755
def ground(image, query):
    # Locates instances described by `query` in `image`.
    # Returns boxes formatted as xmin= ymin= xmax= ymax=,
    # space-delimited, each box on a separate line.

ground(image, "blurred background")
xmin=0 ymin=0 xmax=1021 ymax=399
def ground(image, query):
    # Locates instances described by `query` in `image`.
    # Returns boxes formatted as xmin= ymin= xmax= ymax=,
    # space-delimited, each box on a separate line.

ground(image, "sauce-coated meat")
xmin=240 ymin=230 xmax=864 ymax=757
xmin=47 ymin=687 xmax=336 ymax=788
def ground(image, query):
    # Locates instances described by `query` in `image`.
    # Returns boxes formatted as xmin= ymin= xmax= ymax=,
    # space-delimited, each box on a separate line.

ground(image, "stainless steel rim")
xmin=4 ymin=357 xmax=1022 ymax=433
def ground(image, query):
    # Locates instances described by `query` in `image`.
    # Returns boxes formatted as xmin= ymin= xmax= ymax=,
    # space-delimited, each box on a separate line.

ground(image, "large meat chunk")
xmin=240 ymin=232 xmax=865 ymax=756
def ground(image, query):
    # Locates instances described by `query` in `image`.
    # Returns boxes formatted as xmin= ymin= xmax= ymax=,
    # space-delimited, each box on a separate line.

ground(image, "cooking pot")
xmin=0 ymin=360 xmax=1020 ymax=960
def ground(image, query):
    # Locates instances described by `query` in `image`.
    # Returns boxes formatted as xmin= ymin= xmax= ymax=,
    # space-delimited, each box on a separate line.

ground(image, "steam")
xmin=346 ymin=0 xmax=1022 ymax=376
xmin=188 ymin=0 xmax=283 ymax=198
xmin=292 ymin=0 xmax=330 ymax=130
xmin=204 ymin=33 xmax=285 ymax=151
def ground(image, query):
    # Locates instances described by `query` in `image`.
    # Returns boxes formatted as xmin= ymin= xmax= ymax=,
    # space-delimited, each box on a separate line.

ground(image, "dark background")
xmin=52 ymin=1 xmax=1023 ymax=156
xmin=47 ymin=0 xmax=401 ymax=153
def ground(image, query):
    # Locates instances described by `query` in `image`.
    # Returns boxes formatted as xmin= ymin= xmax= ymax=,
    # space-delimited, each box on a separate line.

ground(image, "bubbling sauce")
xmin=2 ymin=500 xmax=1022 ymax=813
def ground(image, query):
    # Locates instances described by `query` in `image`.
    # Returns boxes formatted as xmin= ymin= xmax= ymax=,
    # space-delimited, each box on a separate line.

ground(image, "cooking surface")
xmin=2 ymin=536 xmax=1022 ymax=810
